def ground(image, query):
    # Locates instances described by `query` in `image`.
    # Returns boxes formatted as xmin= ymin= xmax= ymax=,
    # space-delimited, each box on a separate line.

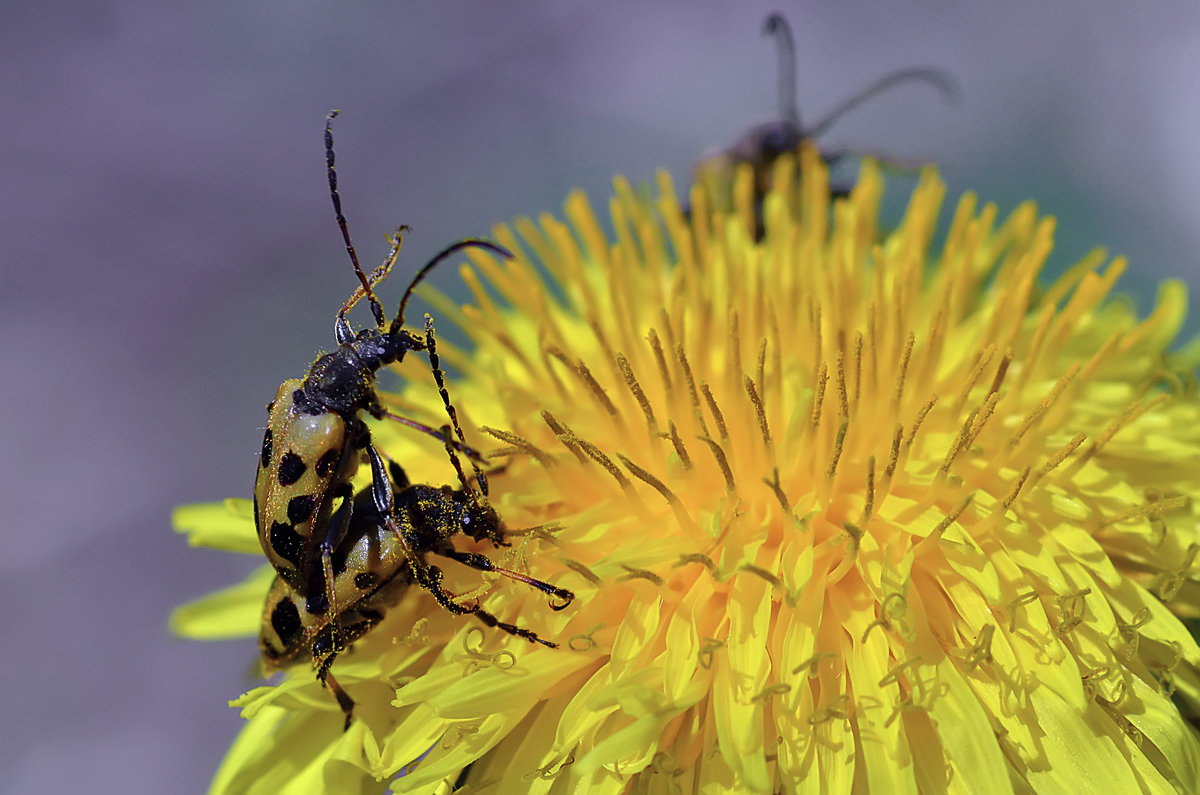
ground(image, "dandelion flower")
xmin=175 ymin=146 xmax=1200 ymax=793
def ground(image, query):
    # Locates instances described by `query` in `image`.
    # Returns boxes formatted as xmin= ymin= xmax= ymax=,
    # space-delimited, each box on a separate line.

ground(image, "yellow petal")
xmin=170 ymin=564 xmax=272 ymax=639
xmin=174 ymin=499 xmax=258 ymax=554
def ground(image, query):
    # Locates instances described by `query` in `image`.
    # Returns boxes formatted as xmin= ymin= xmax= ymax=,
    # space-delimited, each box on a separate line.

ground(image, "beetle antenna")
xmin=763 ymin=13 xmax=799 ymax=128
xmin=806 ymin=67 xmax=960 ymax=139
xmin=392 ymin=239 xmax=513 ymax=333
xmin=326 ymin=110 xmax=386 ymax=328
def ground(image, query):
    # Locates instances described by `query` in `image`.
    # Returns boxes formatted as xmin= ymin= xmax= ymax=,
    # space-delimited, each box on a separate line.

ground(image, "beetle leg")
xmin=322 ymin=671 xmax=355 ymax=732
xmin=415 ymin=561 xmax=559 ymax=648
xmin=321 ymin=485 xmax=356 ymax=558
xmin=366 ymin=444 xmax=396 ymax=515
xmin=437 ymin=549 xmax=575 ymax=609
xmin=311 ymin=486 xmax=356 ymax=660
xmin=377 ymin=409 xmax=488 ymax=463
xmin=414 ymin=563 xmax=476 ymax=615
xmin=366 ymin=443 xmax=432 ymax=598
xmin=313 ymin=625 xmax=355 ymax=731
xmin=321 ymin=552 xmax=340 ymax=636
xmin=470 ymin=607 xmax=558 ymax=648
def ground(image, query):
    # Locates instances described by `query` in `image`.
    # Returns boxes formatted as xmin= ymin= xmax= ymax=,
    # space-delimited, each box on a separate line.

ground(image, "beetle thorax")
xmin=301 ymin=327 xmax=416 ymax=415
xmin=301 ymin=346 xmax=375 ymax=415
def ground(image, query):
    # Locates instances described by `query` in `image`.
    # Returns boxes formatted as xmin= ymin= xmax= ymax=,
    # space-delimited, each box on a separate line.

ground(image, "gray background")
xmin=5 ymin=1 xmax=1199 ymax=792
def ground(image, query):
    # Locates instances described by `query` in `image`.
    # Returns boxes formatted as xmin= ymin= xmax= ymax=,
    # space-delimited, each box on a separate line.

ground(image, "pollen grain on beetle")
xmin=175 ymin=146 xmax=1200 ymax=793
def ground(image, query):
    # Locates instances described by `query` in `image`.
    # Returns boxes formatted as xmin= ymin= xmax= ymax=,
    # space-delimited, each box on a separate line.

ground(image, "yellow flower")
xmin=175 ymin=146 xmax=1200 ymax=793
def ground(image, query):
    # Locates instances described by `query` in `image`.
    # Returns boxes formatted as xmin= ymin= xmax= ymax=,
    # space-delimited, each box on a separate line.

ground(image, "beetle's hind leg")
xmin=312 ymin=627 xmax=355 ymax=731
xmin=322 ymin=671 xmax=356 ymax=732
xmin=470 ymin=607 xmax=558 ymax=648
xmin=439 ymin=549 xmax=574 ymax=610
xmin=416 ymin=557 xmax=565 ymax=649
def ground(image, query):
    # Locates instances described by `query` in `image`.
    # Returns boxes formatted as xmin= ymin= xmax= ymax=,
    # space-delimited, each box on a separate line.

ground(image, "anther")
xmin=700 ymin=382 xmax=730 ymax=443
xmin=810 ymin=364 xmax=829 ymax=429
xmin=891 ymin=332 xmax=915 ymax=411
xmin=744 ymin=375 xmax=773 ymax=456
xmin=824 ymin=419 xmax=849 ymax=483
xmin=615 ymin=353 xmax=657 ymax=435
xmin=698 ymin=435 xmax=737 ymax=495
xmin=618 ymin=453 xmax=693 ymax=530
xmin=662 ymin=421 xmax=693 ymax=469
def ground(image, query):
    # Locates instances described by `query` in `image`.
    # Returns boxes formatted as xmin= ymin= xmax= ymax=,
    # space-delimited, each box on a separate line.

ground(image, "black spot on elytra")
xmin=270 ymin=598 xmax=303 ymax=648
xmin=315 ymin=449 xmax=339 ymax=479
xmin=269 ymin=521 xmax=304 ymax=567
xmin=260 ymin=638 xmax=281 ymax=661
xmin=354 ymin=572 xmax=377 ymax=590
xmin=260 ymin=429 xmax=273 ymax=469
xmin=306 ymin=587 xmax=329 ymax=617
xmin=277 ymin=452 xmax=306 ymax=485
xmin=287 ymin=494 xmax=317 ymax=524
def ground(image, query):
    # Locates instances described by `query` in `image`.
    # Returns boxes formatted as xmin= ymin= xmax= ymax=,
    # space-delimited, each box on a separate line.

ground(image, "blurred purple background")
xmin=5 ymin=1 xmax=1200 ymax=791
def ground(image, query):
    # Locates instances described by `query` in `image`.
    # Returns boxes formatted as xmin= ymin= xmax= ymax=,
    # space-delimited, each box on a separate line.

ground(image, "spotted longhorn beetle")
xmin=691 ymin=12 xmax=958 ymax=233
xmin=261 ymin=440 xmax=575 ymax=730
xmin=254 ymin=110 xmax=511 ymax=653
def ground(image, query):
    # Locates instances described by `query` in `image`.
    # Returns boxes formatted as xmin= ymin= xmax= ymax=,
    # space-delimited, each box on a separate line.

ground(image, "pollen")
xmin=175 ymin=145 xmax=1200 ymax=794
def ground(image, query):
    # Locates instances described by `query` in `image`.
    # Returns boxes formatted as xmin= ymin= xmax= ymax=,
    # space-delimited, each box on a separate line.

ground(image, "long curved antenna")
xmin=325 ymin=110 xmax=386 ymax=328
xmin=763 ymin=13 xmax=799 ymax=128
xmin=391 ymin=239 xmax=513 ymax=332
xmin=807 ymin=67 xmax=960 ymax=139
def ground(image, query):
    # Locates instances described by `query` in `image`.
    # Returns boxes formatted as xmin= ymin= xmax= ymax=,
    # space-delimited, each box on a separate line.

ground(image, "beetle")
xmin=260 ymin=462 xmax=576 ymax=730
xmin=254 ymin=110 xmax=510 ymax=643
xmin=692 ymin=12 xmax=959 ymax=229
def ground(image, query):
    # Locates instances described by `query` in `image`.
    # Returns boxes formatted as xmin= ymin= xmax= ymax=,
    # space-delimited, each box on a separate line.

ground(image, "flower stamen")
xmin=700 ymin=382 xmax=730 ymax=444
xmin=744 ymin=375 xmax=773 ymax=459
xmin=480 ymin=426 xmax=556 ymax=468
xmin=1102 ymin=495 xmax=1188 ymax=530
xmin=890 ymin=332 xmax=916 ymax=412
xmin=902 ymin=395 xmax=937 ymax=450
xmin=809 ymin=364 xmax=829 ymax=430
xmin=663 ymin=421 xmax=693 ymax=470
xmin=1158 ymin=543 xmax=1199 ymax=600
xmin=1008 ymin=362 xmax=1083 ymax=449
xmin=1004 ymin=590 xmax=1042 ymax=633
xmin=698 ymin=435 xmax=737 ymax=496
xmin=965 ymin=624 xmax=996 ymax=671
xmin=615 ymin=352 xmax=658 ymax=435
xmin=1054 ymin=587 xmax=1092 ymax=635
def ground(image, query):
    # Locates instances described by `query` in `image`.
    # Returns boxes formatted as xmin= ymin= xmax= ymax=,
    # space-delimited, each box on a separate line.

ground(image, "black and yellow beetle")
xmin=253 ymin=110 xmax=509 ymax=639
xmin=692 ymin=12 xmax=958 ymax=230
xmin=260 ymin=467 xmax=575 ymax=730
